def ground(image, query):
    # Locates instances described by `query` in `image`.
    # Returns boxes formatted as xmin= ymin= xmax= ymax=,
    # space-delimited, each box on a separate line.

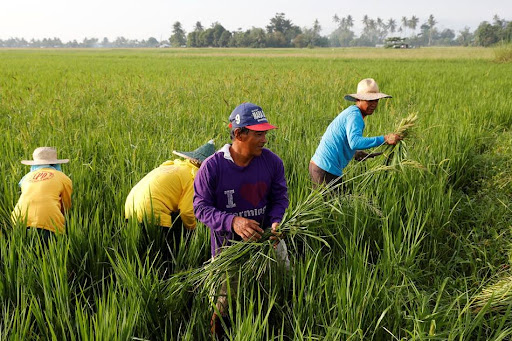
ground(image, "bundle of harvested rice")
xmin=183 ymin=186 xmax=341 ymax=296
xmin=472 ymin=274 xmax=512 ymax=313
xmin=383 ymin=113 xmax=420 ymax=168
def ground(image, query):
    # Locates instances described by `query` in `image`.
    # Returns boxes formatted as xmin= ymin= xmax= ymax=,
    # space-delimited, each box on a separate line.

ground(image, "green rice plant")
xmin=108 ymin=247 xmax=182 ymax=338
xmin=0 ymin=296 xmax=34 ymax=339
xmin=225 ymin=282 xmax=280 ymax=340
xmin=74 ymin=281 xmax=141 ymax=341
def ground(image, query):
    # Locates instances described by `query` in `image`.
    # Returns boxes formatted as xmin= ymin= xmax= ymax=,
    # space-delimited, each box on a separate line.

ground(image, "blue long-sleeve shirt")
xmin=311 ymin=105 xmax=385 ymax=176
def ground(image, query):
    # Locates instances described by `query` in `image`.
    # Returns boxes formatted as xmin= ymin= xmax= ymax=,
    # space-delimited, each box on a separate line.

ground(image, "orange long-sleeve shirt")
xmin=125 ymin=159 xmax=198 ymax=229
xmin=12 ymin=168 xmax=72 ymax=233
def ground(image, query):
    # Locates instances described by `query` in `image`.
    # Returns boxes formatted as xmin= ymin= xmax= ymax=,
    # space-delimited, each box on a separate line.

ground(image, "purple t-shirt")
xmin=193 ymin=144 xmax=289 ymax=256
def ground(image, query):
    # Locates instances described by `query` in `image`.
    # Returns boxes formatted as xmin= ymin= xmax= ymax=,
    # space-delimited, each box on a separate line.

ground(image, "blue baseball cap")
xmin=228 ymin=103 xmax=277 ymax=131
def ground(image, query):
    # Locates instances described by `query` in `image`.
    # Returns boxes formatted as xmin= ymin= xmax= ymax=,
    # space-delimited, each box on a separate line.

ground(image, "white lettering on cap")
xmin=251 ymin=109 xmax=266 ymax=121
xmin=235 ymin=114 xmax=240 ymax=124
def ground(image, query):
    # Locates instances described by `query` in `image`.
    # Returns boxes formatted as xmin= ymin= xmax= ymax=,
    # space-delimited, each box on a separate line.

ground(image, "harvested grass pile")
xmin=472 ymin=275 xmax=512 ymax=313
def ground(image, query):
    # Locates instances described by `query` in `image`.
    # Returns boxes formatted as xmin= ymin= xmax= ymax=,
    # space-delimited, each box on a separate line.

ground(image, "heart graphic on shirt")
xmin=240 ymin=182 xmax=268 ymax=207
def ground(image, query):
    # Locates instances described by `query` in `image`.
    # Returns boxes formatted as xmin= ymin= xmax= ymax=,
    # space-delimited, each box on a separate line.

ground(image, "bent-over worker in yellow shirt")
xmin=125 ymin=140 xmax=215 ymax=264
xmin=12 ymin=147 xmax=72 ymax=239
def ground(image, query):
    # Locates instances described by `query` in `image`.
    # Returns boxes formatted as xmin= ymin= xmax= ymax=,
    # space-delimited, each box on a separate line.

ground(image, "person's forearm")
xmin=194 ymin=203 xmax=235 ymax=233
xmin=348 ymin=135 xmax=385 ymax=150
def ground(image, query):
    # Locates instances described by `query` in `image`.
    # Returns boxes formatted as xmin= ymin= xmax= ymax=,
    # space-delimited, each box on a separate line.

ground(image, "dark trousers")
xmin=26 ymin=227 xmax=54 ymax=246
xmin=139 ymin=213 xmax=186 ymax=265
xmin=308 ymin=161 xmax=343 ymax=189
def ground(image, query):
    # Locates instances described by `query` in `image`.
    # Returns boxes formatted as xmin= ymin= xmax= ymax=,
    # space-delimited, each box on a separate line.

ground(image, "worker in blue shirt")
xmin=310 ymin=78 xmax=402 ymax=187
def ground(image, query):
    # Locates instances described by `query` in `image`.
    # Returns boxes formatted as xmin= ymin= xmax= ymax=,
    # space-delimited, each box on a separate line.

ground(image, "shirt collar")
xmin=220 ymin=144 xmax=234 ymax=163
xmin=19 ymin=164 xmax=61 ymax=187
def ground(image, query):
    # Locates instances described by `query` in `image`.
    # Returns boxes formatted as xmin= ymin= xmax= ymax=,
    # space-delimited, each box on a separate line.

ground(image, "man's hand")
xmin=232 ymin=216 xmax=264 ymax=241
xmin=384 ymin=133 xmax=402 ymax=145
xmin=269 ymin=222 xmax=283 ymax=248
xmin=354 ymin=151 xmax=383 ymax=161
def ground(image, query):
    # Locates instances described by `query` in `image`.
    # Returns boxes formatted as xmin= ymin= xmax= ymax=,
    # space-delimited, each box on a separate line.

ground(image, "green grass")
xmin=0 ymin=47 xmax=512 ymax=340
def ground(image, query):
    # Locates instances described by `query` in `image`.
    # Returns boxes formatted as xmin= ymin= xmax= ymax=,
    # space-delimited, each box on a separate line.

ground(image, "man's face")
xmin=242 ymin=129 xmax=268 ymax=157
xmin=357 ymin=99 xmax=379 ymax=116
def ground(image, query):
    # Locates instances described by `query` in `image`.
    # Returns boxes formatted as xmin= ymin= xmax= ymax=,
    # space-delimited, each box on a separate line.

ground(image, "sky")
xmin=0 ymin=0 xmax=510 ymax=41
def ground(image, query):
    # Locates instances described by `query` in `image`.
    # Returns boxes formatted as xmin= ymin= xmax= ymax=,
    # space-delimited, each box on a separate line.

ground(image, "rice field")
xmin=0 ymin=47 xmax=512 ymax=340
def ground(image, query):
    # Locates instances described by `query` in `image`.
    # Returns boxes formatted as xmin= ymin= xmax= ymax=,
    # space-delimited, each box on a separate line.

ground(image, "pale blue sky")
xmin=0 ymin=0 xmax=509 ymax=41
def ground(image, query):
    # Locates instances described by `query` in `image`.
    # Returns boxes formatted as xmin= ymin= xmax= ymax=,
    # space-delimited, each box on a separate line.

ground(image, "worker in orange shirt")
xmin=125 ymin=140 xmax=215 ymax=265
xmin=12 ymin=147 xmax=72 ymax=241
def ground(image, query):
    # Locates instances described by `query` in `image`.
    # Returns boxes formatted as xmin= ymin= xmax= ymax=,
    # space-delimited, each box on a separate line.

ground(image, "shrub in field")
xmin=493 ymin=43 xmax=512 ymax=63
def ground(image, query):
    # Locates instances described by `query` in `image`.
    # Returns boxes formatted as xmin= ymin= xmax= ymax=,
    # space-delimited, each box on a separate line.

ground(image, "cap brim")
xmin=21 ymin=159 xmax=69 ymax=165
xmin=172 ymin=151 xmax=202 ymax=164
xmin=245 ymin=123 xmax=277 ymax=131
xmin=344 ymin=93 xmax=392 ymax=102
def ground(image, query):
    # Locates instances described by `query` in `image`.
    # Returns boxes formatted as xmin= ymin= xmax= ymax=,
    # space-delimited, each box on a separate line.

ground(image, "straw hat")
xmin=344 ymin=78 xmax=392 ymax=102
xmin=173 ymin=140 xmax=216 ymax=165
xmin=21 ymin=147 xmax=69 ymax=165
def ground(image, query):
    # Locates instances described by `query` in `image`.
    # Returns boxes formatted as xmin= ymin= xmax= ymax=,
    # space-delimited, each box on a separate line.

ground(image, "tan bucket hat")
xmin=344 ymin=78 xmax=392 ymax=102
xmin=21 ymin=147 xmax=69 ymax=165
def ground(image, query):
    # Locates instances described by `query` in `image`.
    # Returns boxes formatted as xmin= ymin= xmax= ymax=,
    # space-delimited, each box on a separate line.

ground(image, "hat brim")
xmin=172 ymin=151 xmax=202 ymax=165
xmin=245 ymin=123 xmax=277 ymax=131
xmin=21 ymin=159 xmax=69 ymax=165
xmin=344 ymin=93 xmax=392 ymax=102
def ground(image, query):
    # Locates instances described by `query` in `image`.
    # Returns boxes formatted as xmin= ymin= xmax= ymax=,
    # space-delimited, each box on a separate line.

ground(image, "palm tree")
xmin=493 ymin=14 xmax=503 ymax=28
xmin=369 ymin=19 xmax=377 ymax=31
xmin=409 ymin=16 xmax=419 ymax=36
xmin=377 ymin=17 xmax=385 ymax=29
xmin=362 ymin=15 xmax=369 ymax=29
xmin=376 ymin=17 xmax=386 ymax=41
xmin=427 ymin=14 xmax=437 ymax=45
xmin=387 ymin=18 xmax=397 ymax=34
xmin=401 ymin=16 xmax=408 ymax=37
xmin=340 ymin=17 xmax=347 ymax=29
xmin=194 ymin=21 xmax=204 ymax=32
xmin=346 ymin=15 xmax=354 ymax=28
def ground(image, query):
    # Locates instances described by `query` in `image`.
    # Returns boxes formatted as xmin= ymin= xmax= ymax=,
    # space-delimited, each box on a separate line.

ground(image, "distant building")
xmin=384 ymin=37 xmax=410 ymax=49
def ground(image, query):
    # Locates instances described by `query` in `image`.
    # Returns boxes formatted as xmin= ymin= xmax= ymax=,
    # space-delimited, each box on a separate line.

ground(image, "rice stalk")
xmin=472 ymin=274 xmax=512 ymax=313
xmin=182 ymin=165 xmax=393 ymax=300
xmin=182 ymin=186 xmax=342 ymax=297
xmin=382 ymin=113 xmax=424 ymax=170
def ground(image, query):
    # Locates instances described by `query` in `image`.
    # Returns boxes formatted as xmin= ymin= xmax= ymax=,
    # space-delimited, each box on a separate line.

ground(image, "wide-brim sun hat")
xmin=173 ymin=140 xmax=216 ymax=165
xmin=344 ymin=78 xmax=392 ymax=102
xmin=21 ymin=147 xmax=69 ymax=165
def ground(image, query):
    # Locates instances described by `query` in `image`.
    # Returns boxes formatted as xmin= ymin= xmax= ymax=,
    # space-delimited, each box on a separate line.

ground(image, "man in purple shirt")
xmin=193 ymin=102 xmax=289 ymax=338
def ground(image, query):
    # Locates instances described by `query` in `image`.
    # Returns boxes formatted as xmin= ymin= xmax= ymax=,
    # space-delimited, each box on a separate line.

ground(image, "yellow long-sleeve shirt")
xmin=12 ymin=168 xmax=73 ymax=233
xmin=125 ymin=159 xmax=198 ymax=229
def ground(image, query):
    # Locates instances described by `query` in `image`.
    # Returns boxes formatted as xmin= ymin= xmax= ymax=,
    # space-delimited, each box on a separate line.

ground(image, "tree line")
xmin=0 ymin=37 xmax=160 ymax=48
xmin=1 ymin=13 xmax=511 ymax=48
